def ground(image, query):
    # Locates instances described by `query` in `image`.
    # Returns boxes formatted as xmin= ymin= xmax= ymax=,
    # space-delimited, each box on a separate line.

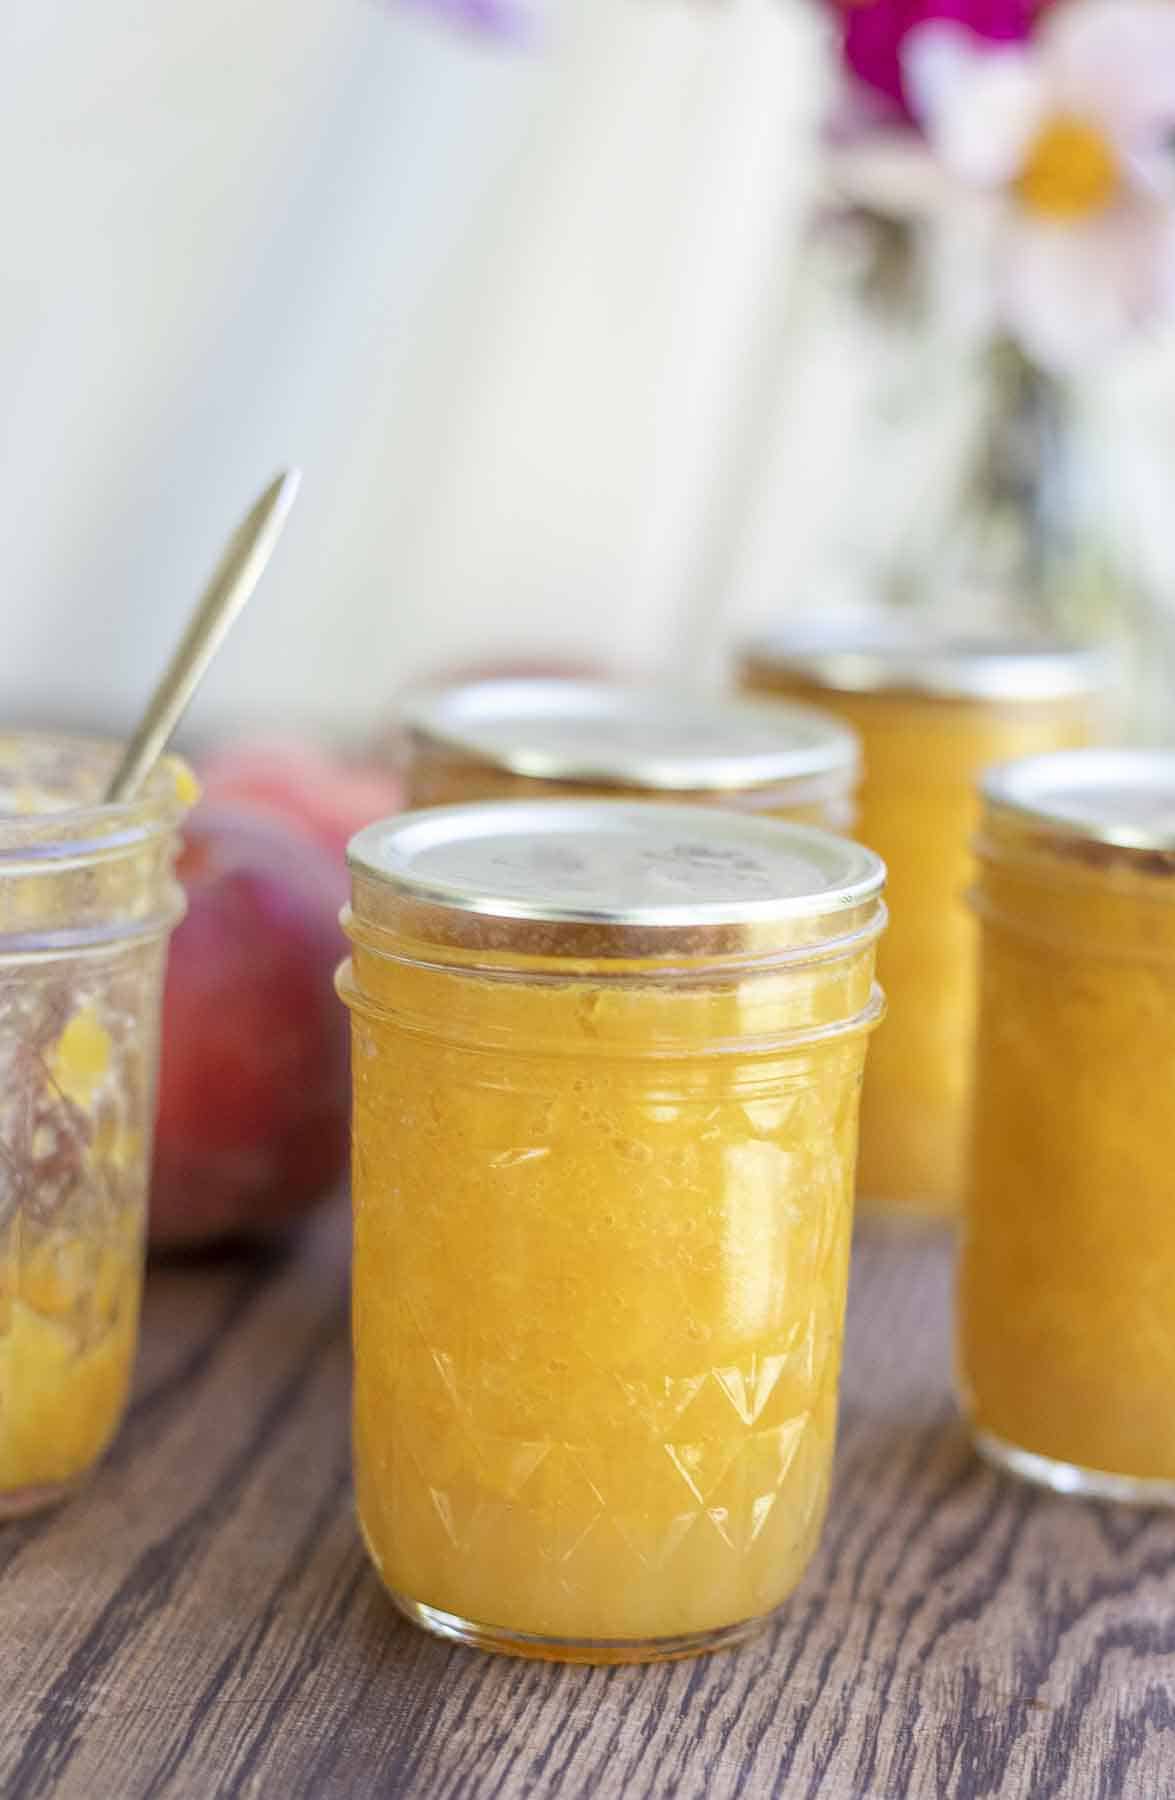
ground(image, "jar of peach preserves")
xmin=402 ymin=679 xmax=859 ymax=831
xmin=339 ymin=801 xmax=886 ymax=1661
xmin=0 ymin=734 xmax=194 ymax=1516
xmin=962 ymin=750 xmax=1175 ymax=1504
xmin=741 ymin=628 xmax=1111 ymax=1217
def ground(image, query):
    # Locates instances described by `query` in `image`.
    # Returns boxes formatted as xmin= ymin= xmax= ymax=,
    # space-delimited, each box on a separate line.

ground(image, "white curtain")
xmin=0 ymin=0 xmax=824 ymax=743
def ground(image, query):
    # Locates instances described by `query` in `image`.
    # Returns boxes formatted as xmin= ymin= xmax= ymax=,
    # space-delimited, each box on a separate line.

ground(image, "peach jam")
xmin=339 ymin=800 xmax=885 ymax=1661
xmin=0 ymin=734 xmax=193 ymax=1516
xmin=401 ymin=679 xmax=859 ymax=831
xmin=741 ymin=626 xmax=1110 ymax=1217
xmin=961 ymin=750 xmax=1175 ymax=1504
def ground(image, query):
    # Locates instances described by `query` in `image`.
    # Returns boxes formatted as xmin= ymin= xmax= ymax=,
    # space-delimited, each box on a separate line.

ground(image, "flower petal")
xmin=843 ymin=1 xmax=912 ymax=112
xmin=917 ymin=0 xmax=1035 ymax=44
xmin=904 ymin=22 xmax=1046 ymax=186
xmin=841 ymin=0 xmax=1036 ymax=114
xmin=997 ymin=201 xmax=1175 ymax=372
xmin=1043 ymin=0 xmax=1175 ymax=150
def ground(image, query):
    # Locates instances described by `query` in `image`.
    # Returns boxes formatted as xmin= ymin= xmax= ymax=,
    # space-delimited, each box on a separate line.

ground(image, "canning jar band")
xmin=341 ymin=900 xmax=888 ymax=982
xmin=418 ymin=757 xmax=855 ymax=802
xmin=968 ymin=887 xmax=1175 ymax=964
xmin=740 ymin=635 xmax=1115 ymax=702
xmin=0 ymin=899 xmax=185 ymax=959
xmin=337 ymin=965 xmax=885 ymax=1059
xmin=975 ymin=818 xmax=1172 ymax=860
xmin=974 ymin=829 xmax=1175 ymax=884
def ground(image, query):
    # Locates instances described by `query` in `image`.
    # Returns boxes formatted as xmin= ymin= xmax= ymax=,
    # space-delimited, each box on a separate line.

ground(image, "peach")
xmin=196 ymin=739 xmax=403 ymax=864
xmin=149 ymin=805 xmax=353 ymax=1248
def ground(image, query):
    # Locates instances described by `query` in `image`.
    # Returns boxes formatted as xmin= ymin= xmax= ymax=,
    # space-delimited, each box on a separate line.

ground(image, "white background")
xmin=0 ymin=0 xmax=829 ymax=744
xmin=5 ymin=1 xmax=1172 ymax=749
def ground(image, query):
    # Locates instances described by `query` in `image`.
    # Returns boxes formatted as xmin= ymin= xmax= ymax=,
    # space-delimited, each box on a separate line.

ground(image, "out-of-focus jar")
xmin=961 ymin=749 xmax=1175 ymax=1504
xmin=339 ymin=800 xmax=885 ymax=1661
xmin=740 ymin=626 xmax=1111 ymax=1217
xmin=0 ymin=734 xmax=194 ymax=1517
xmin=401 ymin=678 xmax=859 ymax=830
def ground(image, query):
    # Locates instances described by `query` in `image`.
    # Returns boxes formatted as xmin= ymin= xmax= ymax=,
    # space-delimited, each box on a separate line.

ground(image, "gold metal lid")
xmin=348 ymin=799 xmax=884 ymax=959
xmin=402 ymin=679 xmax=858 ymax=792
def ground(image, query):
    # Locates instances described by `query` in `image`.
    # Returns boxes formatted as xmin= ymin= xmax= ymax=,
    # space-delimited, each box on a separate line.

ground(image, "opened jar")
xmin=962 ymin=749 xmax=1175 ymax=1504
xmin=741 ymin=626 xmax=1111 ymax=1216
xmin=401 ymin=678 xmax=859 ymax=830
xmin=339 ymin=800 xmax=885 ymax=1661
xmin=0 ymin=733 xmax=194 ymax=1516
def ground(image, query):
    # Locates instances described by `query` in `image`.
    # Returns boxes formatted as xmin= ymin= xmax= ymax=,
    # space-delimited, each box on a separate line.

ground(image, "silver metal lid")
xmin=984 ymin=749 xmax=1175 ymax=852
xmin=403 ymin=679 xmax=858 ymax=791
xmin=349 ymin=801 xmax=883 ymax=949
xmin=743 ymin=619 xmax=1114 ymax=703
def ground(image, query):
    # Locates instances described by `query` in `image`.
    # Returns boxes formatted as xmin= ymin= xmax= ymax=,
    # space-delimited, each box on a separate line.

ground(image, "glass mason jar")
xmin=339 ymin=800 xmax=885 ymax=1662
xmin=741 ymin=627 xmax=1112 ymax=1218
xmin=0 ymin=734 xmax=194 ymax=1517
xmin=961 ymin=750 xmax=1175 ymax=1504
xmin=401 ymin=679 xmax=859 ymax=831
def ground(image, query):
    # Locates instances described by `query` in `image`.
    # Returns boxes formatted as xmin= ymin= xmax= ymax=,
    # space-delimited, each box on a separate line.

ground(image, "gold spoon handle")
xmin=105 ymin=469 xmax=301 ymax=804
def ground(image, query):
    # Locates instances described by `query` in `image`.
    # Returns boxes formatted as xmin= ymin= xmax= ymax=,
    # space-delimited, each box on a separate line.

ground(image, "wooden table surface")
xmin=2 ymin=1209 xmax=1173 ymax=1800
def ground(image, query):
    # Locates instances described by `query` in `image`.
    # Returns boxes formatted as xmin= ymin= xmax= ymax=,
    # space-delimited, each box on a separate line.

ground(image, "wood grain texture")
xmin=2 ymin=1210 xmax=1173 ymax=1800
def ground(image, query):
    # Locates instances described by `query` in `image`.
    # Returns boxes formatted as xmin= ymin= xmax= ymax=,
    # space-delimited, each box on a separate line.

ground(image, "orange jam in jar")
xmin=962 ymin=750 xmax=1175 ymax=1504
xmin=402 ymin=679 xmax=859 ymax=831
xmin=339 ymin=801 xmax=885 ymax=1661
xmin=0 ymin=735 xmax=193 ymax=1516
xmin=741 ymin=628 xmax=1110 ymax=1217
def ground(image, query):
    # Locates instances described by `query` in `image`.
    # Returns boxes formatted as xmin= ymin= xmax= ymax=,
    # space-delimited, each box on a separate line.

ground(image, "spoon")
xmin=104 ymin=469 xmax=301 ymax=804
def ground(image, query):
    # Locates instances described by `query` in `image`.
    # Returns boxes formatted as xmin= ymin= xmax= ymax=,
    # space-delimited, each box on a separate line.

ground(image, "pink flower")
xmin=837 ymin=1 xmax=1039 ymax=118
xmin=904 ymin=0 xmax=1175 ymax=368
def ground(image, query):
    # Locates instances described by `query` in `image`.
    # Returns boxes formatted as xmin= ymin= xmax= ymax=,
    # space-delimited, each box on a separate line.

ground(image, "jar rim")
xmin=0 ymin=732 xmax=195 ymax=865
xmin=402 ymin=678 xmax=860 ymax=792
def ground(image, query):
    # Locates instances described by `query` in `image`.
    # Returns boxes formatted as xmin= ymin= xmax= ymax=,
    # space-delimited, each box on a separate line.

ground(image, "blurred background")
xmin=0 ymin=0 xmax=830 ymax=738
xmin=4 ymin=0 xmax=1175 ymax=742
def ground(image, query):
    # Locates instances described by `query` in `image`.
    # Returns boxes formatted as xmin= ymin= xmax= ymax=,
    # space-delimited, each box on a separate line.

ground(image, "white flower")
xmin=903 ymin=1 xmax=1175 ymax=372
